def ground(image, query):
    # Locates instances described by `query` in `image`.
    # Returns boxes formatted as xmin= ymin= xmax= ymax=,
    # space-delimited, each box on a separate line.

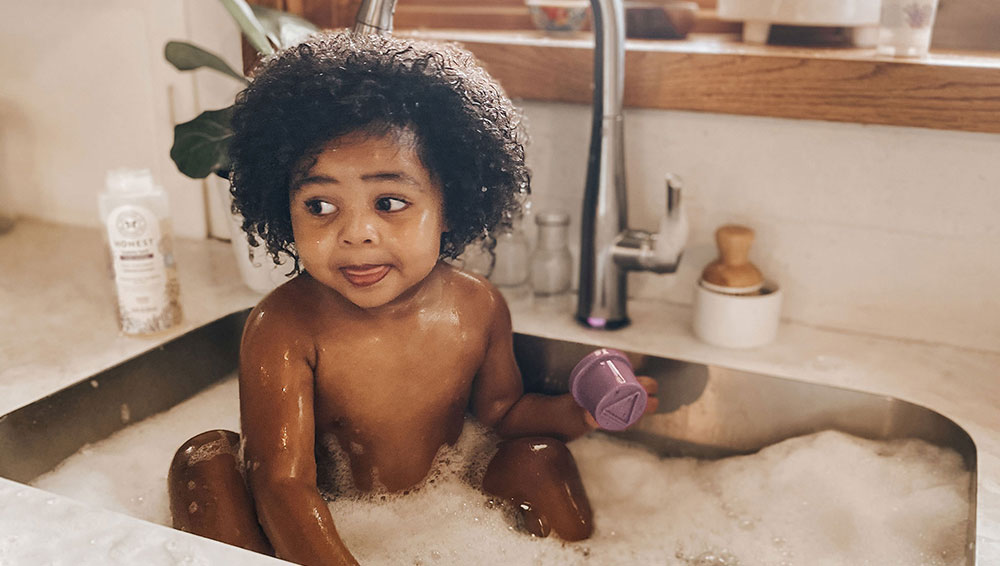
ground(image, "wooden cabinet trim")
xmin=406 ymin=30 xmax=1000 ymax=134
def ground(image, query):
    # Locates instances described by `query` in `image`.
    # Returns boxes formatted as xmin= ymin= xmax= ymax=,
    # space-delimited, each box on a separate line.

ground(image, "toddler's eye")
xmin=376 ymin=197 xmax=409 ymax=212
xmin=304 ymin=199 xmax=336 ymax=216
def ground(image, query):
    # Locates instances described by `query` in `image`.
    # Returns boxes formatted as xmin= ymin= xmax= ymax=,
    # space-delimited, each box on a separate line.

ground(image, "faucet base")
xmin=576 ymin=315 xmax=630 ymax=330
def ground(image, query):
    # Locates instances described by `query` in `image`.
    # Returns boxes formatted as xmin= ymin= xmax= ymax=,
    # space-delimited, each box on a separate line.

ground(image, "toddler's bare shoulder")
xmin=245 ymin=276 xmax=327 ymax=336
xmin=437 ymin=263 xmax=507 ymax=314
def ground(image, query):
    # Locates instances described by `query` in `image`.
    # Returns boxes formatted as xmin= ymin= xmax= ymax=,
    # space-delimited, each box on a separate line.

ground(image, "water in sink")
xmin=32 ymin=375 xmax=969 ymax=566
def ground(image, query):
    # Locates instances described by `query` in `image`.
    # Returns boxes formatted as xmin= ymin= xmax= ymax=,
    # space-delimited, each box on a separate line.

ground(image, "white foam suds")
xmin=32 ymin=377 xmax=240 ymax=524
xmin=32 ymin=375 xmax=970 ymax=565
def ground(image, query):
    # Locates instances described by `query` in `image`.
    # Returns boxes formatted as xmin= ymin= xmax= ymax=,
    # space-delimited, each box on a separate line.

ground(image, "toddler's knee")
xmin=483 ymin=436 xmax=594 ymax=541
xmin=171 ymin=429 xmax=241 ymax=471
xmin=490 ymin=437 xmax=572 ymax=469
xmin=166 ymin=430 xmax=272 ymax=554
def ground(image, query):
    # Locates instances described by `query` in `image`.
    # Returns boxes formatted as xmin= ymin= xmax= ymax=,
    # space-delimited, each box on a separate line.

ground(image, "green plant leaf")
xmin=170 ymin=107 xmax=234 ymax=179
xmin=164 ymin=41 xmax=248 ymax=84
xmin=219 ymin=0 xmax=275 ymax=56
xmin=250 ymin=5 xmax=320 ymax=49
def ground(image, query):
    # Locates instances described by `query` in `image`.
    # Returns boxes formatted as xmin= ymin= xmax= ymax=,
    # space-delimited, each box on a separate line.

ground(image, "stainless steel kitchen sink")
xmin=0 ymin=309 xmax=978 ymax=564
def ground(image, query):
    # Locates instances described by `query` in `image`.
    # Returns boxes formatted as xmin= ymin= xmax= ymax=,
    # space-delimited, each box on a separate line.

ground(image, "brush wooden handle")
xmin=701 ymin=224 xmax=763 ymax=291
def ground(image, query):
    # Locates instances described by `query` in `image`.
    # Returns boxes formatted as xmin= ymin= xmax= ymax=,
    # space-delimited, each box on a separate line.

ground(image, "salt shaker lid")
xmin=535 ymin=210 xmax=570 ymax=226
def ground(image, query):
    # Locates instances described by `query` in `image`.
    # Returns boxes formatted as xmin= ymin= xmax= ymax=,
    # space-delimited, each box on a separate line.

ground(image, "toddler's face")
xmin=289 ymin=129 xmax=446 ymax=309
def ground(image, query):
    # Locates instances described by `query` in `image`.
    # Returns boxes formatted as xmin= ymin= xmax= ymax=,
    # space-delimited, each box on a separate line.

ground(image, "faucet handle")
xmin=651 ymin=173 xmax=688 ymax=268
xmin=665 ymin=173 xmax=682 ymax=218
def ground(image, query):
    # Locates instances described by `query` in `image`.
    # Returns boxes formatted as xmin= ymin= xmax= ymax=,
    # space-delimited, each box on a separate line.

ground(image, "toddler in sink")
xmin=167 ymin=31 xmax=657 ymax=566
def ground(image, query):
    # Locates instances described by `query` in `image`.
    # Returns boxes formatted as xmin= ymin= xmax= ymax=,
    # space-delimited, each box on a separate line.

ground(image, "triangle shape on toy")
xmin=602 ymin=392 xmax=640 ymax=426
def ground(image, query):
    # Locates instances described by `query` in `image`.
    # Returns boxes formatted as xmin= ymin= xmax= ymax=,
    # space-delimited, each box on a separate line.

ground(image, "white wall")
xmin=0 ymin=0 xmax=243 ymax=239
xmin=934 ymin=0 xmax=1000 ymax=51
xmin=520 ymin=101 xmax=1000 ymax=353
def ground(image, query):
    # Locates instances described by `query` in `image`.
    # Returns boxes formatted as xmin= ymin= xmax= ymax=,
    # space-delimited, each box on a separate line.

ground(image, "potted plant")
xmin=164 ymin=0 xmax=317 ymax=291
xmin=166 ymin=0 xmax=317 ymax=178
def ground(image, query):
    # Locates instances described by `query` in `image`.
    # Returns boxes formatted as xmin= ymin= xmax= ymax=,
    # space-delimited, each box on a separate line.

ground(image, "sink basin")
xmin=0 ymin=310 xmax=977 ymax=564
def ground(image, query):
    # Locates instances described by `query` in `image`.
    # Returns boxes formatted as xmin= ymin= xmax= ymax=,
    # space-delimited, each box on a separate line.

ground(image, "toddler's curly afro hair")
xmin=228 ymin=31 xmax=530 ymax=270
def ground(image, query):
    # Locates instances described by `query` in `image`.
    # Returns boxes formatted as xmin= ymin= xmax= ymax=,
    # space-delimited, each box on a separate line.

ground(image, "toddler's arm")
xmin=470 ymin=287 xmax=597 ymax=441
xmin=239 ymin=302 xmax=359 ymax=566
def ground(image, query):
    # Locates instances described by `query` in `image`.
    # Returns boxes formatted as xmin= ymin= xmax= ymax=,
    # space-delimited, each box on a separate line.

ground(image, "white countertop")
xmin=1 ymin=219 xmax=998 ymax=564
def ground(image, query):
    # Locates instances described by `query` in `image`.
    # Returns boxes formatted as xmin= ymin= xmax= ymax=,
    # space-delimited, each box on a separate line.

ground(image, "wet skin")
xmin=482 ymin=438 xmax=594 ymax=541
xmin=168 ymin=131 xmax=659 ymax=566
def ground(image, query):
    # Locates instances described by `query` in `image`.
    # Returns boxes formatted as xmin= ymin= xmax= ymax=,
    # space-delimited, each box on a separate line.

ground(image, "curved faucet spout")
xmin=577 ymin=0 xmax=630 ymax=329
xmin=354 ymin=0 xmax=398 ymax=34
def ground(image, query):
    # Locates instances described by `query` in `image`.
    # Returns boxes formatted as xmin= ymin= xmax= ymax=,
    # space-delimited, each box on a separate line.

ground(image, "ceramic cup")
xmin=569 ymin=348 xmax=647 ymax=431
xmin=693 ymin=280 xmax=783 ymax=349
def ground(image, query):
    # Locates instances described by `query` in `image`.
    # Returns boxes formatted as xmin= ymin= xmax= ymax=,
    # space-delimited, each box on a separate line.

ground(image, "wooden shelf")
xmin=405 ymin=30 xmax=1000 ymax=134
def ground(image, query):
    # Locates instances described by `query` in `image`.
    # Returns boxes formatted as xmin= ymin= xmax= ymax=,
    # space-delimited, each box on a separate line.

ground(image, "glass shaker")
xmin=455 ymin=233 xmax=496 ymax=277
xmin=530 ymin=211 xmax=572 ymax=296
xmin=490 ymin=225 xmax=530 ymax=287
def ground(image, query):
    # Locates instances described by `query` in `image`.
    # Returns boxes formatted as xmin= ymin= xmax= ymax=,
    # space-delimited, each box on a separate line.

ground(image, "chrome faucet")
xmin=353 ymin=0 xmax=397 ymax=34
xmin=354 ymin=0 xmax=687 ymax=330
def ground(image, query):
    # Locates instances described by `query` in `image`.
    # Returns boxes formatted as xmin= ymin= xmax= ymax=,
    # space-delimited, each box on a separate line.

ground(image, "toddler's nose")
xmin=339 ymin=213 xmax=380 ymax=246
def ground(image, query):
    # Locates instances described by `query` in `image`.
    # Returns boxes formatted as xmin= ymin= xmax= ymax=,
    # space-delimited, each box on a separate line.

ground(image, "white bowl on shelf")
xmin=718 ymin=0 xmax=881 ymax=26
xmin=718 ymin=0 xmax=882 ymax=45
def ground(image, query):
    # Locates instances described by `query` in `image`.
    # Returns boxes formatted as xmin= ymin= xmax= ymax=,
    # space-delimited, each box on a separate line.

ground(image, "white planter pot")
xmin=213 ymin=182 xmax=291 ymax=294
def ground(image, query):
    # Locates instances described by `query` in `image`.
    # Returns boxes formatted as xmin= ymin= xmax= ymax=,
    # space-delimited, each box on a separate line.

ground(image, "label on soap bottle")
xmin=106 ymin=204 xmax=180 ymax=334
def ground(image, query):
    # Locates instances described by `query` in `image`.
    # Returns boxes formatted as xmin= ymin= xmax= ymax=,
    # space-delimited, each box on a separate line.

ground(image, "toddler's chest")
xmin=311 ymin=317 xmax=489 ymax=424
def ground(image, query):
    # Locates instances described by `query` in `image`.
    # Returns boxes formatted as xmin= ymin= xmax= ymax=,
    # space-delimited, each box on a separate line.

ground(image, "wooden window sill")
xmin=403 ymin=29 xmax=1000 ymax=134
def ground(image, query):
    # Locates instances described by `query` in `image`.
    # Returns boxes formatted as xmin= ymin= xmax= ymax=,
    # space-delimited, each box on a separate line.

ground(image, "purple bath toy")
xmin=569 ymin=348 xmax=647 ymax=431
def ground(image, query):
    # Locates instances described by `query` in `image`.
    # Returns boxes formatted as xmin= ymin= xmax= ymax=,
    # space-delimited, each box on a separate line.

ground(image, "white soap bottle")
xmin=98 ymin=169 xmax=182 ymax=335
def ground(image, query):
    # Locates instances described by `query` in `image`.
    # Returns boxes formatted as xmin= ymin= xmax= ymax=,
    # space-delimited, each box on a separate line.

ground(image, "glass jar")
xmin=530 ymin=211 xmax=572 ymax=296
xmin=454 ymin=233 xmax=496 ymax=277
xmin=490 ymin=227 xmax=530 ymax=287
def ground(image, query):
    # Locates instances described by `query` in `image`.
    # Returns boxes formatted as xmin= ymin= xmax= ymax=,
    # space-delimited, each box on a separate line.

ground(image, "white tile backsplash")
xmin=519 ymin=101 xmax=1000 ymax=352
xmin=0 ymin=1 xmax=208 ymax=239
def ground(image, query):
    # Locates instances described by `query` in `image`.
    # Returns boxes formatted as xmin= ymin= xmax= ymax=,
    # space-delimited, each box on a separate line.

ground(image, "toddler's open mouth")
xmin=340 ymin=264 xmax=391 ymax=287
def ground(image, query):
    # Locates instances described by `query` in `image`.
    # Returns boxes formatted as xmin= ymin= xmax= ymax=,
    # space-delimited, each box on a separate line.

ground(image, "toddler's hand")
xmin=636 ymin=375 xmax=659 ymax=418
